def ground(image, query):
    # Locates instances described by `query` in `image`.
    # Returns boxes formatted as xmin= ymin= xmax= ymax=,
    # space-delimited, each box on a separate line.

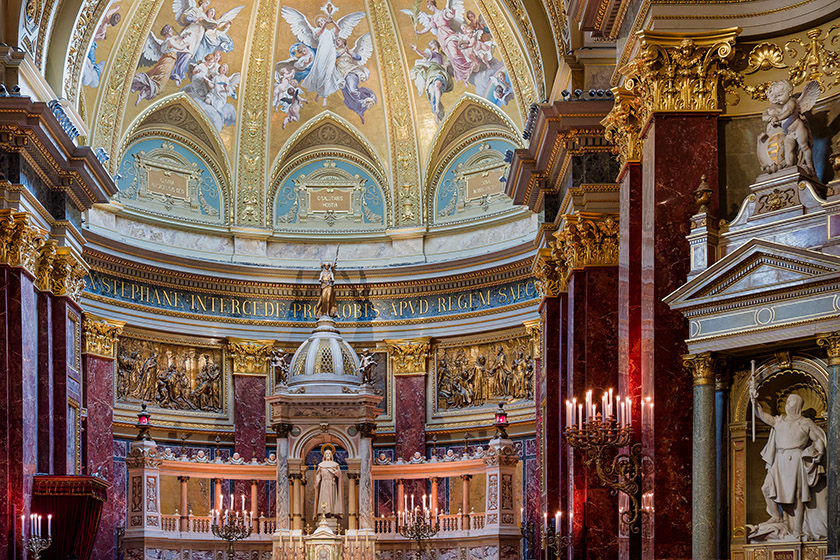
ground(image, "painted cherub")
xmin=758 ymin=80 xmax=819 ymax=175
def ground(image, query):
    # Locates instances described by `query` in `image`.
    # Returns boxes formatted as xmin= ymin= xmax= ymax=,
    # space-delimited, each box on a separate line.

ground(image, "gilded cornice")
xmin=602 ymin=87 xmax=642 ymax=167
xmin=683 ymin=352 xmax=716 ymax=386
xmin=0 ymin=209 xmax=46 ymax=277
xmin=227 ymin=338 xmax=274 ymax=375
xmin=618 ymin=28 xmax=740 ymax=126
xmin=234 ymin=0 xmax=278 ymax=226
xmin=82 ymin=315 xmax=125 ymax=358
xmin=385 ymin=338 xmax=431 ymax=375
xmin=552 ymin=213 xmax=619 ymax=271
xmin=540 ymin=0 xmax=569 ymax=56
xmin=365 ymin=0 xmax=420 ymax=227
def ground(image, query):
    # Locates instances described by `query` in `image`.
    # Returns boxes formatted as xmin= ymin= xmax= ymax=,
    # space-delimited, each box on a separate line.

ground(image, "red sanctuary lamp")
xmin=136 ymin=402 xmax=152 ymax=440
xmin=493 ymin=401 xmax=510 ymax=439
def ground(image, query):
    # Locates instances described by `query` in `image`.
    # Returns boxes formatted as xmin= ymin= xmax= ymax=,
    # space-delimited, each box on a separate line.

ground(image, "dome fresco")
xmin=71 ymin=0 xmax=543 ymax=239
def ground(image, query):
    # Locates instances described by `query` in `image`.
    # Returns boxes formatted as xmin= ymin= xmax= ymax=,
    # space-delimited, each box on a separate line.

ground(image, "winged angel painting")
xmin=275 ymin=1 xmax=377 ymax=127
xmin=131 ymin=0 xmax=245 ymax=131
xmin=402 ymin=0 xmax=512 ymax=121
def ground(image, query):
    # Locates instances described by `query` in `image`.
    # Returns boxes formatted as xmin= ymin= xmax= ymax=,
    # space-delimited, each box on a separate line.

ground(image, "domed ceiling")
xmin=51 ymin=0 xmax=556 ymax=237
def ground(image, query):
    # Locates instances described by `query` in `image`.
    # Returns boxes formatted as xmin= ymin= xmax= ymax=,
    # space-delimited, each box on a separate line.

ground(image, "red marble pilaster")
xmin=85 ymin=353 xmax=117 ymax=558
xmin=538 ymin=295 xmax=564 ymax=559
xmin=394 ymin=374 xmax=426 ymax=497
xmin=618 ymin=161 xmax=643 ymax=559
xmin=0 ymin=267 xmax=39 ymax=560
xmin=234 ymin=374 xmax=268 ymax=506
xmin=51 ymin=297 xmax=83 ymax=476
xmin=567 ymin=267 xmax=619 ymax=560
xmin=37 ymin=292 xmax=55 ymax=474
xmin=640 ymin=113 xmax=719 ymax=560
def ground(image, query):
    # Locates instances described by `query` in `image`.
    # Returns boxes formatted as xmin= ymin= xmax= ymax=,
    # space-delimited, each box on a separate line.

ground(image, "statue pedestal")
xmin=743 ymin=540 xmax=826 ymax=560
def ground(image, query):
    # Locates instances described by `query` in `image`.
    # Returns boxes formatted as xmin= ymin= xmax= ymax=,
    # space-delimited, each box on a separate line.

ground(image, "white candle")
xmin=404 ymin=495 xmax=407 ymax=512
xmin=543 ymin=512 xmax=547 ymax=531
xmin=608 ymin=389 xmax=614 ymax=417
xmin=229 ymin=493 xmax=233 ymax=510
xmin=554 ymin=511 xmax=560 ymax=533
xmin=620 ymin=401 xmax=625 ymax=428
xmin=38 ymin=515 xmax=42 ymax=537
xmin=520 ymin=507 xmax=525 ymax=524
xmin=21 ymin=514 xmax=25 ymax=540
xmin=242 ymin=494 xmax=245 ymax=513
xmin=627 ymin=398 xmax=633 ymax=429
xmin=411 ymin=495 xmax=414 ymax=510
xmin=48 ymin=514 xmax=51 ymax=537
xmin=578 ymin=404 xmax=583 ymax=430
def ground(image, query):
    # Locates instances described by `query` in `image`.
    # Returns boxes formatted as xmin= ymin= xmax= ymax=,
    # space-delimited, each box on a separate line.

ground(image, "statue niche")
xmin=757 ymin=80 xmax=820 ymax=176
xmin=117 ymin=336 xmax=223 ymax=413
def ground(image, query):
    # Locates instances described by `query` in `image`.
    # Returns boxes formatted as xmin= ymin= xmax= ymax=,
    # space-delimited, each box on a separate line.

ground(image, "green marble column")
xmin=818 ymin=333 xmax=840 ymax=560
xmin=685 ymin=353 xmax=716 ymax=560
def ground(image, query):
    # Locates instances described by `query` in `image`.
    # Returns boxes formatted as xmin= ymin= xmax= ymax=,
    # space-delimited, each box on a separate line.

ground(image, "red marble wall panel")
xmin=0 ymin=268 xmax=39 ymax=560
xmin=233 ymin=375 xmax=267 ymax=510
xmin=618 ymin=161 xmax=643 ymax=558
xmin=639 ymin=114 xmax=718 ymax=560
xmin=50 ymin=297 xmax=81 ymax=475
xmin=85 ymin=353 xmax=117 ymax=558
xmin=37 ymin=293 xmax=54 ymax=474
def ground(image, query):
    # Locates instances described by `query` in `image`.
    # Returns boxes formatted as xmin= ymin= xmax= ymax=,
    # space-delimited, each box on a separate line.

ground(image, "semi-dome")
xmin=286 ymin=317 xmax=362 ymax=393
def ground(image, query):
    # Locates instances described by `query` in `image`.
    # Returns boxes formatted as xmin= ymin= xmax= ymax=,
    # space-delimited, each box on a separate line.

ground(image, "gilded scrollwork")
xmin=0 ymin=210 xmax=46 ymax=277
xmin=386 ymin=339 xmax=430 ymax=375
xmin=435 ymin=337 xmax=534 ymax=409
xmin=602 ymin=87 xmax=641 ymax=167
xmin=117 ymin=337 xmax=223 ymax=412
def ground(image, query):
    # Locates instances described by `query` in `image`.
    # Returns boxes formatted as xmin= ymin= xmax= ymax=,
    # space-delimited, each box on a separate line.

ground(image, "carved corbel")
xmin=553 ymin=214 xmax=620 ymax=270
xmin=51 ymin=248 xmax=89 ymax=302
xmin=35 ymin=239 xmax=57 ymax=292
xmin=532 ymin=247 xmax=565 ymax=297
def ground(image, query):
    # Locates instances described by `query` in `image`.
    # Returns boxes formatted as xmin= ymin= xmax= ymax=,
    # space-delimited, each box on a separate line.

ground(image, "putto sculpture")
xmin=757 ymin=80 xmax=820 ymax=176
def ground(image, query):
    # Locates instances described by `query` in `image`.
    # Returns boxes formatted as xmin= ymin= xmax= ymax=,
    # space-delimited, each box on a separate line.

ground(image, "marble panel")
xmin=37 ymin=293 xmax=54 ymax=474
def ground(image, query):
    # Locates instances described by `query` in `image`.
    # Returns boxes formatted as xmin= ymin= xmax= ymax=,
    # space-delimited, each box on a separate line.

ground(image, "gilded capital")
xmin=621 ymin=28 xmax=740 ymax=124
xmin=50 ymin=248 xmax=89 ymax=302
xmin=602 ymin=87 xmax=642 ymax=166
xmin=553 ymin=214 xmax=619 ymax=271
xmin=523 ymin=319 xmax=542 ymax=361
xmin=82 ymin=315 xmax=125 ymax=359
xmin=816 ymin=332 xmax=840 ymax=366
xmin=0 ymin=210 xmax=46 ymax=277
xmin=385 ymin=338 xmax=430 ymax=375
xmin=227 ymin=338 xmax=274 ymax=375
xmin=532 ymin=247 xmax=566 ymax=297
xmin=683 ymin=352 xmax=716 ymax=386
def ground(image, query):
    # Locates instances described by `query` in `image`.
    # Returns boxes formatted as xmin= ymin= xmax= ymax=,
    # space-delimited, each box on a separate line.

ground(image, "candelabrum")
xmin=211 ymin=510 xmax=253 ymax=560
xmin=564 ymin=390 xmax=643 ymax=531
xmin=520 ymin=520 xmax=536 ymax=560
xmin=23 ymin=535 xmax=52 ymax=560
xmin=542 ymin=528 xmax=572 ymax=559
xmin=397 ymin=506 xmax=439 ymax=560
xmin=21 ymin=513 xmax=52 ymax=560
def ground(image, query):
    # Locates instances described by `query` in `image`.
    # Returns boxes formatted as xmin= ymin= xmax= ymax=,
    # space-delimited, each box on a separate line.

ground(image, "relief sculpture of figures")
xmin=117 ymin=339 xmax=223 ymax=413
xmin=747 ymin=391 xmax=828 ymax=541
xmin=437 ymin=339 xmax=534 ymax=409
xmin=757 ymin=80 xmax=820 ymax=176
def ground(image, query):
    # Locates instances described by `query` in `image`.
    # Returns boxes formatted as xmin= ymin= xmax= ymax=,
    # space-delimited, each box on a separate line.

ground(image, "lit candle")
xmin=565 ymin=400 xmax=570 ymax=428
xmin=21 ymin=514 xmax=25 ymax=540
xmin=229 ymin=493 xmax=233 ymax=510
xmin=411 ymin=495 xmax=414 ymax=510
xmin=608 ymin=388 xmax=614 ymax=417
xmin=38 ymin=515 xmax=42 ymax=537
xmin=627 ymin=398 xmax=633 ymax=429
xmin=543 ymin=512 xmax=547 ymax=532
xmin=620 ymin=401 xmax=625 ymax=428
xmin=578 ymin=404 xmax=583 ymax=430
xmin=422 ymin=494 xmax=427 ymax=510
xmin=48 ymin=514 xmax=51 ymax=537
xmin=242 ymin=494 xmax=245 ymax=513
xmin=520 ymin=507 xmax=525 ymax=524
xmin=554 ymin=511 xmax=560 ymax=533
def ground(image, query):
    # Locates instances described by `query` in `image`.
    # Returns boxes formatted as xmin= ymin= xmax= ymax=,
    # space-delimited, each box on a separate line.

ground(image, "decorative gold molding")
xmin=816 ymin=332 xmax=840 ymax=366
xmin=602 ymin=87 xmax=641 ymax=167
xmin=523 ymin=319 xmax=542 ymax=361
xmin=619 ymin=28 xmax=740 ymax=125
xmin=385 ymin=338 xmax=431 ymax=375
xmin=227 ymin=338 xmax=274 ymax=375
xmin=82 ymin=315 xmax=125 ymax=359
xmin=50 ymin=248 xmax=89 ymax=302
xmin=683 ymin=352 xmax=716 ymax=386
xmin=0 ymin=209 xmax=46 ymax=277
xmin=552 ymin=214 xmax=619 ymax=271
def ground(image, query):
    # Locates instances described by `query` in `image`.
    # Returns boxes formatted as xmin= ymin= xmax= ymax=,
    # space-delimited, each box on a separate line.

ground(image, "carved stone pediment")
xmin=665 ymin=239 xmax=840 ymax=352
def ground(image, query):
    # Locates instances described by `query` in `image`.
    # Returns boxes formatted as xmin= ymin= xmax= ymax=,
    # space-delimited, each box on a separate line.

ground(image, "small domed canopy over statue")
xmin=757 ymin=80 xmax=820 ymax=176
xmin=747 ymin=384 xmax=828 ymax=542
xmin=316 ymin=246 xmax=340 ymax=318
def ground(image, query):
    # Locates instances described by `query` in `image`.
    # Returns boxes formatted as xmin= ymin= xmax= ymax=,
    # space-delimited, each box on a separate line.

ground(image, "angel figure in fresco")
xmin=131 ymin=25 xmax=194 ymax=104
xmin=335 ymin=34 xmax=377 ymax=123
xmin=280 ymin=1 xmax=367 ymax=106
xmin=757 ymin=80 xmax=819 ymax=175
xmin=488 ymin=70 xmax=513 ymax=107
xmin=183 ymin=54 xmax=241 ymax=131
xmin=81 ymin=2 xmax=121 ymax=88
xmin=170 ymin=0 xmax=245 ymax=83
xmin=410 ymin=41 xmax=453 ymax=122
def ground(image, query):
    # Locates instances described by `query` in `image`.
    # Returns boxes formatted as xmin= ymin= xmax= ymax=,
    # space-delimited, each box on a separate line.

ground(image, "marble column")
xmin=683 ymin=353 xmax=716 ymax=560
xmin=81 ymin=316 xmax=124 ymax=557
xmin=179 ymin=476 xmax=190 ymax=531
xmin=817 ymin=332 xmax=840 ymax=559
xmin=291 ymin=474 xmax=303 ymax=530
xmin=617 ymin=159 xmax=643 ymax=560
xmin=251 ymin=479 xmax=259 ymax=520
xmin=461 ymin=474 xmax=472 ymax=529
xmin=358 ymin=423 xmax=375 ymax=531
xmin=274 ymin=423 xmax=291 ymax=531
xmin=430 ymin=477 xmax=439 ymax=516
xmin=386 ymin=338 xmax=430 ymax=498
xmin=214 ymin=478 xmax=223 ymax=511
xmin=348 ymin=473 xmax=358 ymax=530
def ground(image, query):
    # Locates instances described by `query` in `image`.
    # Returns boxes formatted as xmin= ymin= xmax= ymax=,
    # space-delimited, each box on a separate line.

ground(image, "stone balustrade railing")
xmin=374 ymin=513 xmax=487 ymax=536
xmin=152 ymin=515 xmax=277 ymax=538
